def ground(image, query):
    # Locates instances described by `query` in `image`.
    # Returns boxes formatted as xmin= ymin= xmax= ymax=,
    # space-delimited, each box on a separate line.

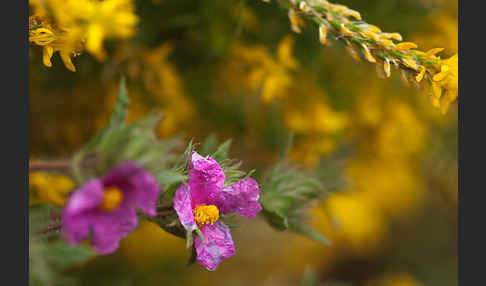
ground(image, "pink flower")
xmin=62 ymin=162 xmax=161 ymax=254
xmin=174 ymin=152 xmax=261 ymax=270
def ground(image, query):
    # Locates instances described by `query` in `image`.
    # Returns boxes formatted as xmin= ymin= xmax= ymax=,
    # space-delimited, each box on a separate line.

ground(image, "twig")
xmin=29 ymin=160 xmax=71 ymax=172
xmin=41 ymin=223 xmax=62 ymax=234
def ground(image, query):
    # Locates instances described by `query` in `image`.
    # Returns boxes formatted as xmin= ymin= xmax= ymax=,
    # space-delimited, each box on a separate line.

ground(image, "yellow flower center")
xmin=100 ymin=187 xmax=123 ymax=212
xmin=193 ymin=205 xmax=220 ymax=227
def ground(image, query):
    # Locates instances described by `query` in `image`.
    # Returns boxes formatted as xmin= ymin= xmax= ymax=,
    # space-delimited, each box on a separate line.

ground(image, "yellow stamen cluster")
xmin=100 ymin=186 xmax=123 ymax=212
xmin=193 ymin=205 xmax=220 ymax=227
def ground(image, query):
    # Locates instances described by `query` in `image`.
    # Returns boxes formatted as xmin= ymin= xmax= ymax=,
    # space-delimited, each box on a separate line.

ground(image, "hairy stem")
xmin=29 ymin=160 xmax=72 ymax=172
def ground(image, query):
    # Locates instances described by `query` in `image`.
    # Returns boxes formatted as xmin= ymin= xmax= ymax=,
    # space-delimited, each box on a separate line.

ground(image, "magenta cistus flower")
xmin=62 ymin=162 xmax=161 ymax=254
xmin=174 ymin=152 xmax=262 ymax=271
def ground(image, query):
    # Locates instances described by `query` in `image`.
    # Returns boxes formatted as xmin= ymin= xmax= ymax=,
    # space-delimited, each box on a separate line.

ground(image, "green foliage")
xmin=29 ymin=204 xmax=95 ymax=286
xmin=43 ymin=240 xmax=96 ymax=269
xmin=72 ymin=79 xmax=183 ymax=189
xmin=211 ymin=139 xmax=232 ymax=164
xmin=302 ymin=268 xmax=319 ymax=286
xmin=260 ymin=158 xmax=331 ymax=245
xmin=199 ymin=134 xmax=218 ymax=156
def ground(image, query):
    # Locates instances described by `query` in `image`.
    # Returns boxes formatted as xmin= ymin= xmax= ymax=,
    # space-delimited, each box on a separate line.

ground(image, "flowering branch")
xmin=265 ymin=0 xmax=458 ymax=113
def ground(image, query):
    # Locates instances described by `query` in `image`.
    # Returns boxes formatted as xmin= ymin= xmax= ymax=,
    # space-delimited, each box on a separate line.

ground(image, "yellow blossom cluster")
xmin=283 ymin=76 xmax=349 ymax=167
xmin=220 ymin=36 xmax=299 ymax=103
xmin=264 ymin=0 xmax=458 ymax=114
xmin=29 ymin=0 xmax=138 ymax=71
xmin=279 ymin=82 xmax=432 ymax=281
xmin=219 ymin=36 xmax=348 ymax=167
xmin=29 ymin=172 xmax=76 ymax=206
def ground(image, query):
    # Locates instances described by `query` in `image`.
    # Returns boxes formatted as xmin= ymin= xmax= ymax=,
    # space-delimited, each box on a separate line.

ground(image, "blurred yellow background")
xmin=29 ymin=0 xmax=457 ymax=285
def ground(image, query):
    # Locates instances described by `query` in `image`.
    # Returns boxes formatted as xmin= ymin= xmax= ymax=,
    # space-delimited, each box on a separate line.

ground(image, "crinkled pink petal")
xmin=129 ymin=168 xmax=161 ymax=217
xmin=90 ymin=207 xmax=138 ymax=254
xmin=62 ymin=162 xmax=161 ymax=255
xmin=62 ymin=179 xmax=104 ymax=244
xmin=173 ymin=183 xmax=197 ymax=232
xmin=188 ymin=152 xmax=226 ymax=207
xmin=102 ymin=162 xmax=161 ymax=216
xmin=214 ymin=178 xmax=262 ymax=218
xmin=195 ymin=221 xmax=235 ymax=271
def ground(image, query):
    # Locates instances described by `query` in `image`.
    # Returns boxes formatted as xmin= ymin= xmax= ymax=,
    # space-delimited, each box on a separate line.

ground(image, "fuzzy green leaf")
xmin=156 ymin=171 xmax=187 ymax=188
xmin=200 ymin=134 xmax=218 ymax=156
xmin=289 ymin=220 xmax=331 ymax=246
xmin=108 ymin=76 xmax=130 ymax=127
xmin=211 ymin=139 xmax=232 ymax=163
xmin=43 ymin=239 xmax=96 ymax=269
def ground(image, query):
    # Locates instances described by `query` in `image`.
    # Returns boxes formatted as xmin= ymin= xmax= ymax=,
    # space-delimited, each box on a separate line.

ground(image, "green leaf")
xmin=108 ymin=76 xmax=130 ymax=128
xmin=174 ymin=139 xmax=194 ymax=170
xmin=261 ymin=209 xmax=288 ymax=231
xmin=72 ymin=77 xmax=131 ymax=182
xmin=187 ymin=247 xmax=197 ymax=266
xmin=312 ymin=17 xmax=325 ymax=25
xmin=200 ymin=134 xmax=218 ymax=156
xmin=150 ymin=215 xmax=186 ymax=240
xmin=155 ymin=171 xmax=187 ymax=188
xmin=277 ymin=133 xmax=293 ymax=164
xmin=211 ymin=139 xmax=232 ymax=163
xmin=302 ymin=268 xmax=319 ymax=286
xmin=79 ymin=77 xmax=130 ymax=153
xmin=289 ymin=220 xmax=331 ymax=246
xmin=43 ymin=239 xmax=96 ymax=269
xmin=311 ymin=6 xmax=326 ymax=13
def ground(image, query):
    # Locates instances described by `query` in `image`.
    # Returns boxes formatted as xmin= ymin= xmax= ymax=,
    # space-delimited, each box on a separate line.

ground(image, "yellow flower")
xmin=288 ymin=9 xmax=304 ymax=34
xmin=340 ymin=23 xmax=354 ymax=36
xmin=224 ymin=37 xmax=299 ymax=103
xmin=345 ymin=43 xmax=362 ymax=62
xmin=361 ymin=43 xmax=376 ymax=63
xmin=277 ymin=35 xmax=300 ymax=69
xmin=415 ymin=66 xmax=426 ymax=82
xmin=383 ymin=59 xmax=391 ymax=78
xmin=319 ymin=25 xmax=327 ymax=45
xmin=430 ymin=54 xmax=458 ymax=114
xmin=324 ymin=193 xmax=388 ymax=253
xmin=396 ymin=42 xmax=419 ymax=50
xmin=29 ymin=16 xmax=81 ymax=72
xmin=367 ymin=24 xmax=382 ymax=33
xmin=29 ymin=172 xmax=75 ymax=206
xmin=382 ymin=32 xmax=403 ymax=41
xmin=53 ymin=0 xmax=138 ymax=61
xmin=298 ymin=1 xmax=309 ymax=13
xmin=426 ymin=47 xmax=445 ymax=57
xmin=290 ymin=136 xmax=336 ymax=167
xmin=401 ymin=55 xmax=420 ymax=71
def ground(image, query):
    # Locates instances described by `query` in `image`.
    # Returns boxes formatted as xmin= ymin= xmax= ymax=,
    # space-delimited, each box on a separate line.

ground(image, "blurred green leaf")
xmin=290 ymin=220 xmax=331 ymax=246
xmin=43 ymin=239 xmax=96 ymax=270
xmin=211 ymin=139 xmax=232 ymax=163
xmin=200 ymin=134 xmax=218 ymax=156
xmin=156 ymin=171 xmax=187 ymax=189
xmin=260 ymin=156 xmax=331 ymax=245
xmin=302 ymin=268 xmax=318 ymax=286
xmin=108 ymin=76 xmax=130 ymax=128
